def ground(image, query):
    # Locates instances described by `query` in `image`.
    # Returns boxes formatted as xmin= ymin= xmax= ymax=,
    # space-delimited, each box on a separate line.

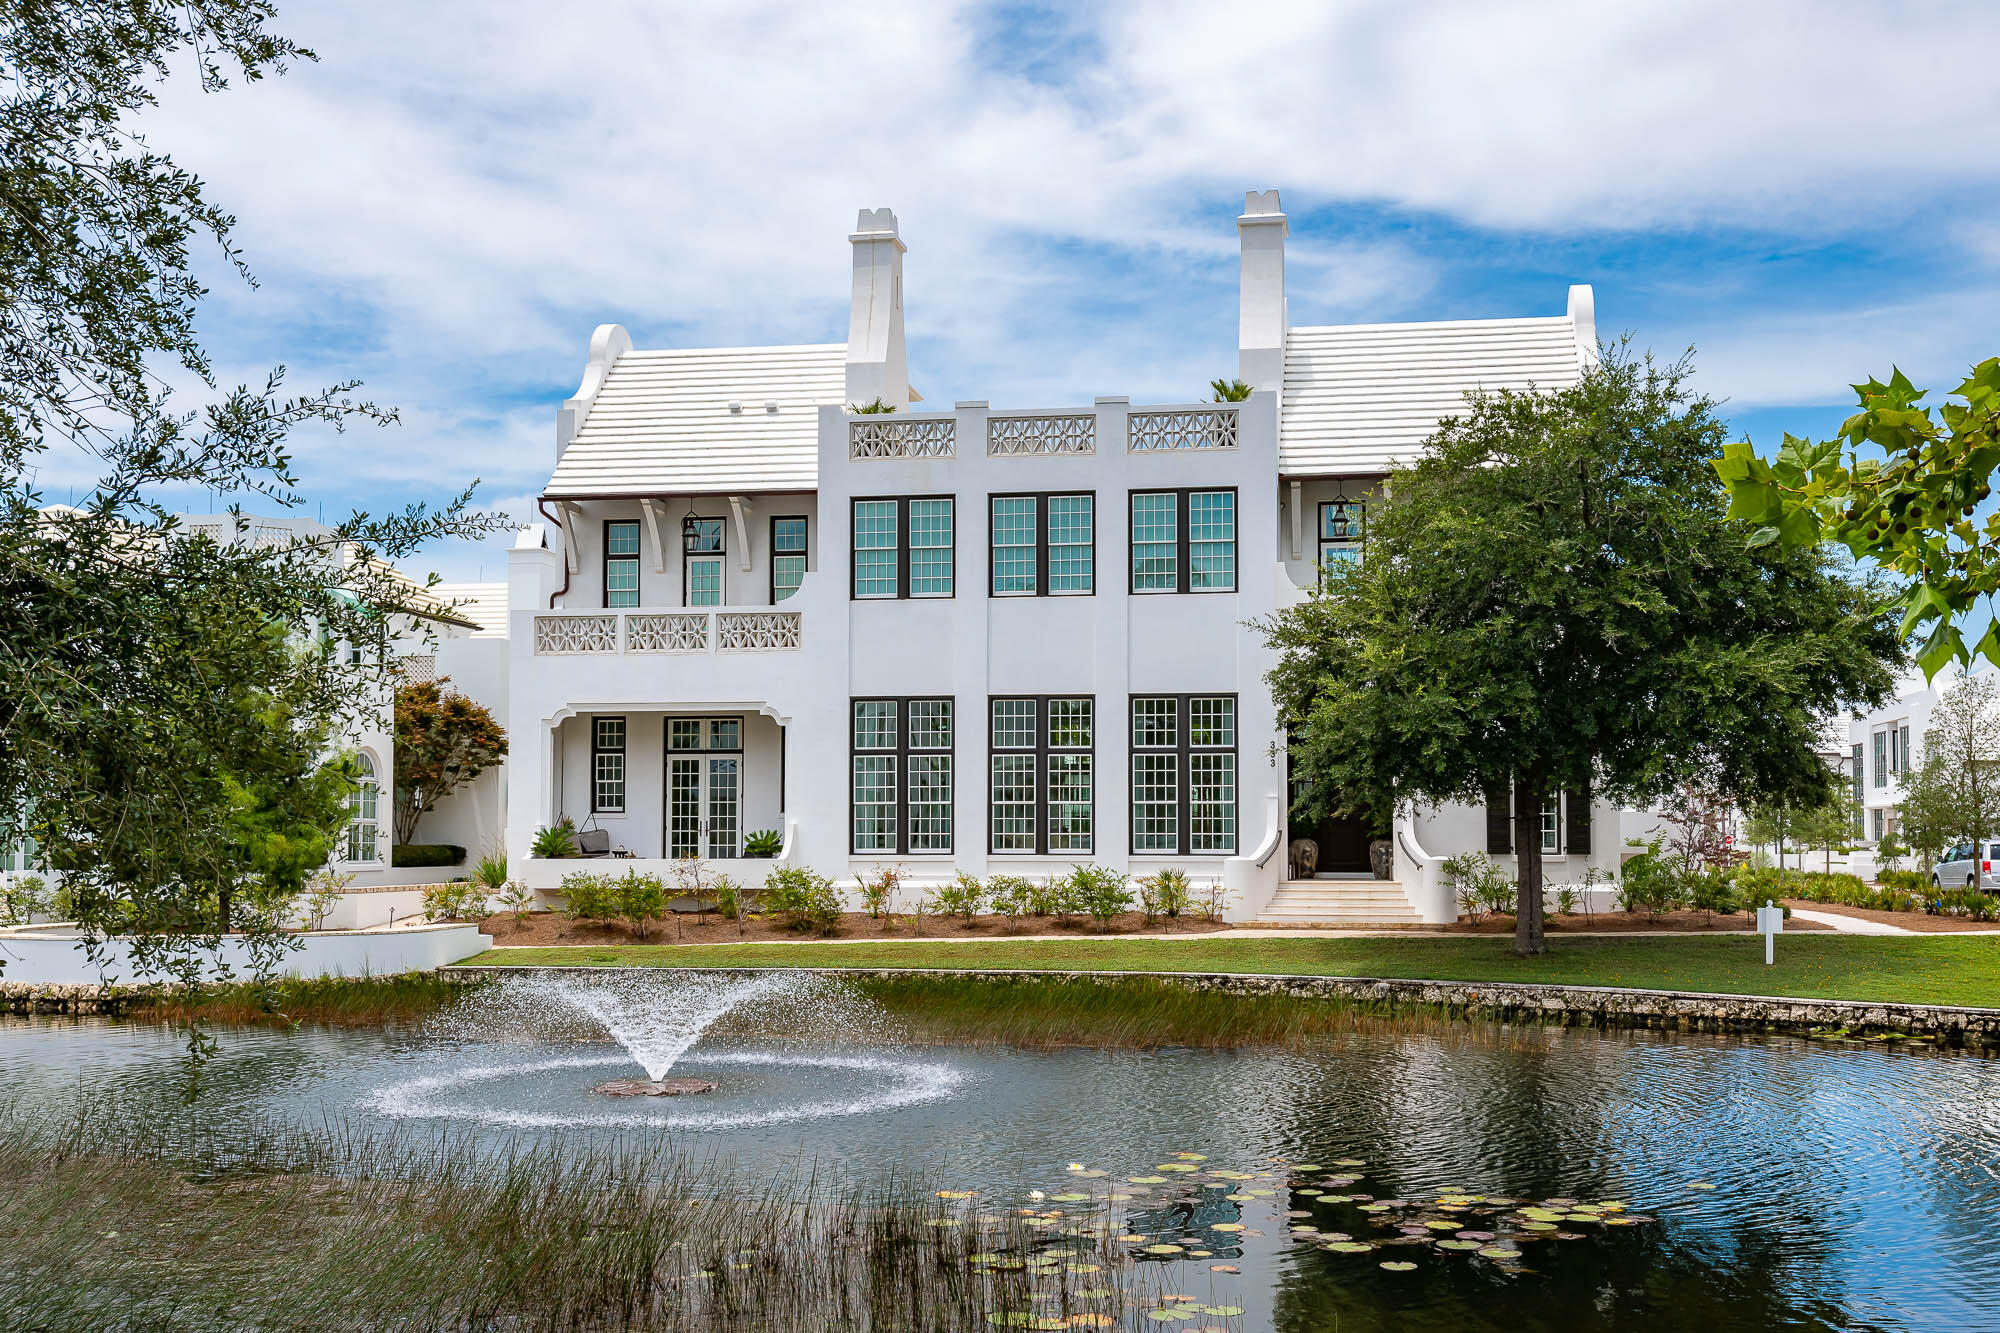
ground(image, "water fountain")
xmin=364 ymin=971 xmax=968 ymax=1129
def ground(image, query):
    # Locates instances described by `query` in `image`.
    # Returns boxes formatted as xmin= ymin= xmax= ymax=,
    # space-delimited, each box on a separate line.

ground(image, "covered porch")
xmin=521 ymin=705 xmax=791 ymax=890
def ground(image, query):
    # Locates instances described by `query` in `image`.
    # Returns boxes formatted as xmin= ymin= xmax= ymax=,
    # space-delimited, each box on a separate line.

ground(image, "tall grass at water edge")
xmin=0 ymin=1101 xmax=1127 ymax=1332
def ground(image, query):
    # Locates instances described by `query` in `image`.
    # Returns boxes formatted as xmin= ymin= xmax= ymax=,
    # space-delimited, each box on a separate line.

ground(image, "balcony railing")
xmin=533 ymin=609 xmax=802 ymax=656
xmin=987 ymin=412 xmax=1095 ymax=456
xmin=1128 ymin=406 xmax=1239 ymax=452
xmin=849 ymin=416 xmax=956 ymax=459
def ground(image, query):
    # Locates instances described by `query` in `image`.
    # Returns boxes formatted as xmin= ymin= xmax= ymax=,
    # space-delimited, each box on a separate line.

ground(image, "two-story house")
xmin=505 ymin=191 xmax=1622 ymax=922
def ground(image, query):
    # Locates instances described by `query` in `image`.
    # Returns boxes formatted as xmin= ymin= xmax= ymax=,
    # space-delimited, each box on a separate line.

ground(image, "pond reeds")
xmin=0 ymin=1102 xmax=1125 ymax=1331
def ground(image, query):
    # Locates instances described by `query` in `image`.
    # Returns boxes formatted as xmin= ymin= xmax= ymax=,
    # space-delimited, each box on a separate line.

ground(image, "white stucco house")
xmin=498 ymin=190 xmax=1643 ymax=923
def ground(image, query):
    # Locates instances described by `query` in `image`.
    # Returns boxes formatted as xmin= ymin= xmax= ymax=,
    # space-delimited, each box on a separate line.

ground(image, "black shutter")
xmin=1483 ymin=778 xmax=1513 ymax=854
xmin=1565 ymin=782 xmax=1593 ymax=856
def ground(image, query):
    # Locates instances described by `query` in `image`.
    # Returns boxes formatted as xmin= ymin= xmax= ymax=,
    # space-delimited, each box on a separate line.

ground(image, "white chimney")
xmin=1568 ymin=284 xmax=1599 ymax=371
xmin=1237 ymin=189 xmax=1288 ymax=392
xmin=846 ymin=207 xmax=908 ymax=410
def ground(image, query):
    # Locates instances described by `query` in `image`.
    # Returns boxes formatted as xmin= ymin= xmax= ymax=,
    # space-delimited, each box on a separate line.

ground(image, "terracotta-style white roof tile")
xmin=1280 ymin=315 xmax=1589 ymax=475
xmin=544 ymin=344 xmax=845 ymax=497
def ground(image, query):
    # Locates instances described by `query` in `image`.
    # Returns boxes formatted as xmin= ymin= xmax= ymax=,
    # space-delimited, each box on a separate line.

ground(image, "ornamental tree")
xmin=1259 ymin=347 xmax=1901 ymax=955
xmin=0 ymin=3 xmax=498 ymax=1025
xmin=393 ymin=679 xmax=508 ymax=844
xmin=1714 ymin=360 xmax=2000 ymax=677
xmin=1919 ymin=672 xmax=2000 ymax=876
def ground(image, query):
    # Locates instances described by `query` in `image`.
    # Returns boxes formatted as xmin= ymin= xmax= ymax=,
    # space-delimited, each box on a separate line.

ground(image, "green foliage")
xmin=1261 ymin=347 xmax=1899 ymax=955
xmin=496 ymin=882 xmax=535 ymax=925
xmin=471 ymin=850 xmax=508 ymax=890
xmin=1875 ymin=833 xmax=1909 ymax=871
xmin=1136 ymin=868 xmax=1194 ymax=920
xmin=1617 ymin=842 xmax=1689 ymax=917
xmin=1744 ymin=764 xmax=1852 ymax=871
xmin=849 ymin=397 xmax=898 ymax=414
xmin=857 ymin=865 xmax=902 ymax=919
xmin=1028 ymin=875 xmax=1073 ymax=919
xmin=1713 ymin=359 xmax=2000 ymax=676
xmin=1686 ymin=870 xmax=1743 ymax=922
xmin=1443 ymin=852 xmax=1515 ymax=920
xmin=743 ymin=829 xmax=783 ymax=858
xmin=614 ymin=868 xmax=667 ymax=940
xmin=1927 ymin=887 xmax=2000 ymax=921
xmin=0 ymin=874 xmax=52 ymax=925
xmin=933 ymin=872 xmax=985 ymax=921
xmin=531 ymin=819 xmax=578 ymax=859
xmin=1210 ymin=377 xmax=1253 ymax=402
xmin=421 ymin=883 xmax=487 ymax=923
xmin=985 ymin=874 xmax=1033 ymax=921
xmin=559 ymin=872 xmax=616 ymax=925
xmin=711 ymin=875 xmax=744 ymax=922
xmin=0 ymin=2 xmax=498 ymax=1030
xmin=392 ymin=843 xmax=466 ymax=869
xmin=764 ymin=866 xmax=840 ymax=934
xmin=300 ymin=870 xmax=346 ymax=931
xmin=1066 ymin=865 xmax=1133 ymax=926
xmin=1877 ymin=868 xmax=1928 ymax=893
xmin=392 ymin=679 xmax=507 ymax=845
xmin=1550 ymin=881 xmax=1579 ymax=916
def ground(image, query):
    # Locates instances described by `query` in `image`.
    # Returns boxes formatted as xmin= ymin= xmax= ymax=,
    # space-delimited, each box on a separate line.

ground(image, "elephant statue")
xmin=1289 ymin=838 xmax=1319 ymax=881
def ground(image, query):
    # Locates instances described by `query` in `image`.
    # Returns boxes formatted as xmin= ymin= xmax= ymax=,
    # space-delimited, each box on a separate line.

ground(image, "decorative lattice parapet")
xmin=532 ymin=614 xmax=617 ymax=654
xmin=1127 ymin=407 xmax=1239 ymax=452
xmin=716 ymin=611 xmax=802 ymax=651
xmin=986 ymin=413 xmax=1096 ymax=456
xmin=626 ymin=613 xmax=710 ymax=653
xmin=849 ymin=417 xmax=956 ymax=459
xmin=396 ymin=654 xmax=438 ymax=685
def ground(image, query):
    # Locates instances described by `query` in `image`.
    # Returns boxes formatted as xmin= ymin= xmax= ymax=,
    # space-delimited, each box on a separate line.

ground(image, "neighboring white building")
xmin=502 ymin=191 xmax=1613 ymax=923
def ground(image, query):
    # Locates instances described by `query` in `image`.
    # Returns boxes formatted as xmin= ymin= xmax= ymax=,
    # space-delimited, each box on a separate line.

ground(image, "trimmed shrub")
xmin=933 ymin=872 xmax=985 ymax=921
xmin=393 ymin=843 xmax=466 ymax=869
xmin=559 ymin=871 xmax=617 ymax=925
xmin=987 ymin=874 xmax=1034 ymax=921
xmin=1617 ymin=843 xmax=1687 ymax=917
xmin=1027 ymin=875 xmax=1073 ymax=919
xmin=1686 ymin=870 xmax=1742 ymax=922
xmin=764 ymin=866 xmax=841 ymax=934
xmin=1137 ymin=868 xmax=1194 ymax=921
xmin=1067 ymin=865 xmax=1133 ymax=927
xmin=615 ymin=868 xmax=668 ymax=939
xmin=421 ymin=882 xmax=487 ymax=923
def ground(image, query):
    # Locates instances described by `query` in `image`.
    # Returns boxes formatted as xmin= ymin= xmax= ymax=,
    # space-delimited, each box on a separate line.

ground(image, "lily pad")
xmin=1129 ymin=1176 xmax=1169 ymax=1185
xmin=1209 ymin=1222 xmax=1245 ymax=1232
xmin=1379 ymin=1261 xmax=1417 ymax=1272
xmin=1066 ymin=1317 xmax=1114 ymax=1329
xmin=1438 ymin=1240 xmax=1481 ymax=1251
xmin=1478 ymin=1247 xmax=1523 ymax=1260
xmin=1328 ymin=1241 xmax=1375 ymax=1254
xmin=1142 ymin=1243 xmax=1185 ymax=1255
xmin=1198 ymin=1306 xmax=1246 ymax=1317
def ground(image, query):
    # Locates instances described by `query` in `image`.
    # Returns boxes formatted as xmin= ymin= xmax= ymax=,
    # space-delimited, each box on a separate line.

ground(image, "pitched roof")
xmin=428 ymin=581 xmax=508 ymax=636
xmin=1279 ymin=315 xmax=1590 ymax=476
xmin=544 ymin=344 xmax=845 ymax=497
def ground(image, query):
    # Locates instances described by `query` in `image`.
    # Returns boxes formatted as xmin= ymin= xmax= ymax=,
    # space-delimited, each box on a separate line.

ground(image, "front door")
xmin=666 ymin=717 xmax=743 ymax=859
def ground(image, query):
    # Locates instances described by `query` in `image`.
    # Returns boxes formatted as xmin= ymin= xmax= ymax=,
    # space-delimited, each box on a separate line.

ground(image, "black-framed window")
xmin=604 ymin=520 xmax=641 ymax=608
xmin=1318 ymin=498 xmax=1364 ymax=581
xmin=990 ymin=493 xmax=1094 ymax=596
xmin=683 ymin=516 xmax=724 ymax=606
xmin=852 ymin=496 xmax=954 ymax=599
xmin=592 ymin=716 xmax=627 ymax=813
xmin=851 ymin=697 xmax=953 ymax=853
xmin=1130 ymin=694 xmax=1236 ymax=854
xmin=989 ymin=696 xmax=1094 ymax=854
xmin=1129 ymin=489 xmax=1236 ymax=593
xmin=771 ymin=516 xmax=807 ymax=602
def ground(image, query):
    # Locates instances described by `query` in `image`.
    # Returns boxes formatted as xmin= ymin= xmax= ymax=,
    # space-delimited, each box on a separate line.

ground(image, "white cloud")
xmin=118 ymin=0 xmax=2000 ymax=514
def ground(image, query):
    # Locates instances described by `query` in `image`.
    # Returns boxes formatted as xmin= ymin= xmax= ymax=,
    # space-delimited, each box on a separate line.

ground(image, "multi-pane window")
xmin=1872 ymin=808 xmax=1886 ymax=843
xmin=852 ymin=497 xmax=955 ymax=599
xmin=592 ymin=716 xmax=627 ymax=813
xmin=851 ymin=698 xmax=954 ymax=853
xmin=1873 ymin=730 xmax=1889 ymax=788
xmin=1540 ymin=798 xmax=1561 ymax=854
xmin=669 ymin=717 xmax=740 ymax=752
xmin=683 ymin=517 xmax=724 ymax=606
xmin=771 ymin=516 xmax=807 ymax=602
xmin=344 ymin=753 xmax=379 ymax=862
xmin=1318 ymin=497 xmax=1364 ymax=580
xmin=1130 ymin=490 xmax=1236 ymax=593
xmin=990 ymin=494 xmax=1094 ymax=596
xmin=989 ymin=697 xmax=1094 ymax=854
xmin=604 ymin=520 xmax=641 ymax=608
xmin=1130 ymin=695 xmax=1237 ymax=854
xmin=1898 ymin=724 xmax=1911 ymax=775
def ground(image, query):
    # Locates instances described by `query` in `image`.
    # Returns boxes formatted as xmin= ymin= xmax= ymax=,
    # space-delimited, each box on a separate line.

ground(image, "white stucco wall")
xmin=0 ymin=923 xmax=492 ymax=985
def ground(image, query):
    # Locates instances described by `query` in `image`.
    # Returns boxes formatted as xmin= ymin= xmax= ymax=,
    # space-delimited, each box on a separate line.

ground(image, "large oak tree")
xmin=1259 ymin=348 xmax=1901 ymax=954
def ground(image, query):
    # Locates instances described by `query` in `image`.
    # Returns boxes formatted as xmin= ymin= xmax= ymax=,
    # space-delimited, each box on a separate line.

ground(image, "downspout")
xmin=536 ymin=498 xmax=572 ymax=609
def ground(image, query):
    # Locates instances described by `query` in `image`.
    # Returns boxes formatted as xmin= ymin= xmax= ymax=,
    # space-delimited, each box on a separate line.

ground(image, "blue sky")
xmin=66 ymin=1 xmax=2000 ymax=581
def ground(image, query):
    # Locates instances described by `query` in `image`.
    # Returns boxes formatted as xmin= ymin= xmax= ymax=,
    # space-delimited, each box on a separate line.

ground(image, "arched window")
xmin=345 ymin=753 xmax=379 ymax=862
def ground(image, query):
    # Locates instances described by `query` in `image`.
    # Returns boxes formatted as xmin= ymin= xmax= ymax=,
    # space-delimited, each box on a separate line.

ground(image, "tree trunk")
xmin=1512 ymin=772 xmax=1546 ymax=956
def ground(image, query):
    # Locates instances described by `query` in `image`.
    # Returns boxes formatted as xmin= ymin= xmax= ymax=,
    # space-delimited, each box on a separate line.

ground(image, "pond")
xmin=3 ymin=971 xmax=1997 ymax=1331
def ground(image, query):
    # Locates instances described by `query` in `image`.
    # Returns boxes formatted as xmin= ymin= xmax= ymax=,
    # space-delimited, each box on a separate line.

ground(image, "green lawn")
xmin=464 ymin=934 xmax=2000 ymax=1008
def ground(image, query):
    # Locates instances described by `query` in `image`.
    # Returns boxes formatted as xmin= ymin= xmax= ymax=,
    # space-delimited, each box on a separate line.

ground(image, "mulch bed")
xmin=476 ymin=910 xmax=1233 ymax=947
xmin=1780 ymin=898 xmax=1999 ymax=934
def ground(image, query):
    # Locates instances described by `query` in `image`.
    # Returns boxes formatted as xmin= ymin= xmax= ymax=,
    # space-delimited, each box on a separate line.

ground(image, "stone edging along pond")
xmin=439 ymin=964 xmax=2000 ymax=1050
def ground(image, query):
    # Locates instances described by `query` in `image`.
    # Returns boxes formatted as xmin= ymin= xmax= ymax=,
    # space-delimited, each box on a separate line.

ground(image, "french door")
xmin=665 ymin=718 xmax=742 ymax=859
